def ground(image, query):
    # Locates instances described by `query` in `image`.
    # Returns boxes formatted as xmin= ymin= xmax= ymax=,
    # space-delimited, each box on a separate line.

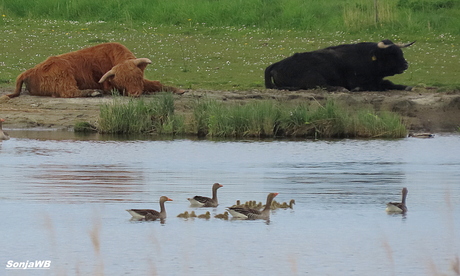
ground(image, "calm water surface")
xmin=1 ymin=131 xmax=460 ymax=275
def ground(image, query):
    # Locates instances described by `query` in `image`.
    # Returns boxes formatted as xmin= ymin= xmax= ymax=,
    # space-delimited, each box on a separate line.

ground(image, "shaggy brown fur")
xmin=7 ymin=42 xmax=183 ymax=98
xmin=98 ymin=59 xmax=148 ymax=97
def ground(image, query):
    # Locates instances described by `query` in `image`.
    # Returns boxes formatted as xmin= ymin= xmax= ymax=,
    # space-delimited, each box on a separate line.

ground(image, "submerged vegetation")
xmin=97 ymin=93 xmax=407 ymax=139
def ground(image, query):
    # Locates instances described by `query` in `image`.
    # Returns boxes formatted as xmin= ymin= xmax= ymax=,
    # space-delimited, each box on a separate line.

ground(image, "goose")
xmin=271 ymin=200 xmax=280 ymax=209
xmin=386 ymin=188 xmax=408 ymax=213
xmin=230 ymin=200 xmax=242 ymax=208
xmin=214 ymin=212 xmax=229 ymax=220
xmin=288 ymin=199 xmax=296 ymax=209
xmin=177 ymin=211 xmax=190 ymax=218
xmin=408 ymin=133 xmax=434 ymax=138
xmin=262 ymin=199 xmax=279 ymax=210
xmin=187 ymin=183 xmax=223 ymax=207
xmin=126 ymin=196 xmax=173 ymax=220
xmin=197 ymin=211 xmax=211 ymax=219
xmin=279 ymin=199 xmax=296 ymax=209
xmin=242 ymin=200 xmax=263 ymax=210
xmin=0 ymin=118 xmax=10 ymax=140
xmin=227 ymin=193 xmax=279 ymax=220
xmin=243 ymin=200 xmax=256 ymax=208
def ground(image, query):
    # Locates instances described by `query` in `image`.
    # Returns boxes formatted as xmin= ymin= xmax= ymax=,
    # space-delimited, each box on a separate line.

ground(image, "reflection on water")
xmin=1 ymin=130 xmax=460 ymax=275
xmin=30 ymin=164 xmax=145 ymax=203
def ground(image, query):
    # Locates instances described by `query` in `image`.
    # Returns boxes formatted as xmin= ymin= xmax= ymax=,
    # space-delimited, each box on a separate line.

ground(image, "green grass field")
xmin=1 ymin=0 xmax=459 ymax=91
xmin=2 ymin=0 xmax=460 ymax=34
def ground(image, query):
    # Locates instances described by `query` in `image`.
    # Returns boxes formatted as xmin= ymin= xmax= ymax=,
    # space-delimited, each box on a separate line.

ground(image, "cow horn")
xmin=99 ymin=69 xmax=115 ymax=83
xmin=377 ymin=41 xmax=391 ymax=49
xmin=132 ymin=58 xmax=152 ymax=66
xmin=396 ymin=41 xmax=416 ymax=48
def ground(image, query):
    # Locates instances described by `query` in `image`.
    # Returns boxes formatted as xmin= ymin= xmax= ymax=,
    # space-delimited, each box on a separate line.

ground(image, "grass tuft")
xmin=100 ymin=95 xmax=408 ymax=138
xmin=98 ymin=93 xmax=185 ymax=135
xmin=178 ymin=97 xmax=406 ymax=138
xmin=74 ymin=121 xmax=97 ymax=133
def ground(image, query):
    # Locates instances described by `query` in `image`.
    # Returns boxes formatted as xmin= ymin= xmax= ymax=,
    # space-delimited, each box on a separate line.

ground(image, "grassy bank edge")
xmin=85 ymin=93 xmax=407 ymax=139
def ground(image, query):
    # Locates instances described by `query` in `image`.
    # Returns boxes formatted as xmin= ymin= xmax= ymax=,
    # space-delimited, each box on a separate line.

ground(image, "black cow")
xmin=264 ymin=40 xmax=415 ymax=92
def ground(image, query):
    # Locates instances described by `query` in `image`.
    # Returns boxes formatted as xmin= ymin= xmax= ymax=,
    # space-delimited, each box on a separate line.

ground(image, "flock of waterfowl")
xmin=0 ymin=117 xmax=410 ymax=219
xmin=126 ymin=183 xmax=408 ymax=222
xmin=126 ymin=183 xmax=292 ymax=221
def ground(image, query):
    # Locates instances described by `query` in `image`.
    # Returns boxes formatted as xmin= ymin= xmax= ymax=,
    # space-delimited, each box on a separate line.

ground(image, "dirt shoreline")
xmin=1 ymin=88 xmax=460 ymax=133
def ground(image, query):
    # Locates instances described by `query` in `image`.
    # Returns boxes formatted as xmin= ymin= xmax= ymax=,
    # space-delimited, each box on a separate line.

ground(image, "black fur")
xmin=265 ymin=40 xmax=414 ymax=91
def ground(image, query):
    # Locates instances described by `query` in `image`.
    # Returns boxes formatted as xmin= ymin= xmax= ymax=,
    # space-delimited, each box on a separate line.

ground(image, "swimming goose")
xmin=408 ymin=133 xmax=434 ymax=138
xmin=177 ymin=211 xmax=190 ymax=218
xmin=230 ymin=200 xmax=242 ymax=208
xmin=0 ymin=118 xmax=10 ymax=140
xmin=240 ymin=200 xmax=264 ymax=210
xmin=187 ymin=183 xmax=223 ymax=207
xmin=386 ymin=188 xmax=408 ymax=213
xmin=262 ymin=199 xmax=280 ymax=210
xmin=227 ymin=193 xmax=279 ymax=220
xmin=279 ymin=199 xmax=296 ymax=209
xmin=271 ymin=200 xmax=280 ymax=209
xmin=197 ymin=211 xmax=211 ymax=219
xmin=214 ymin=211 xmax=229 ymax=220
xmin=289 ymin=199 xmax=296 ymax=209
xmin=126 ymin=196 xmax=173 ymax=220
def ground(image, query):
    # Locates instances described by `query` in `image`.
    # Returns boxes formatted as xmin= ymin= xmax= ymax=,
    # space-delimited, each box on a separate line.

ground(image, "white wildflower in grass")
xmin=0 ymin=7 xmax=459 ymax=91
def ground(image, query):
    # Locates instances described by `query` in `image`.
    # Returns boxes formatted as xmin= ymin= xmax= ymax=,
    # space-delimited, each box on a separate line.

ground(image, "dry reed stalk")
xmin=89 ymin=214 xmax=104 ymax=275
xmin=382 ymin=238 xmax=396 ymax=276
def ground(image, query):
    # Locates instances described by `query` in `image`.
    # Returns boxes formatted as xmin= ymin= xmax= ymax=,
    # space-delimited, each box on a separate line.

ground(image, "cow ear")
xmin=132 ymin=58 xmax=152 ymax=69
xmin=99 ymin=69 xmax=115 ymax=83
xmin=370 ymin=48 xmax=379 ymax=61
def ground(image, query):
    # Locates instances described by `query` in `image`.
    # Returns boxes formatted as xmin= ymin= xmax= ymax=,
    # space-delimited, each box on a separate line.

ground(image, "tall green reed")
xmin=98 ymin=93 xmax=184 ymax=134
xmin=192 ymin=98 xmax=407 ymax=138
xmin=97 ymin=95 xmax=406 ymax=138
xmin=192 ymin=99 xmax=282 ymax=137
xmin=351 ymin=110 xmax=407 ymax=138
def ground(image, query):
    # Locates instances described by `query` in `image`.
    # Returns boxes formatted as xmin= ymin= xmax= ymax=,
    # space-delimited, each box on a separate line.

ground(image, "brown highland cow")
xmin=7 ymin=42 xmax=184 ymax=98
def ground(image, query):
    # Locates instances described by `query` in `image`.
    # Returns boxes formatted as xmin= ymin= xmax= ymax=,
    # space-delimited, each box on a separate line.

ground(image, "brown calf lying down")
xmin=7 ymin=42 xmax=184 ymax=98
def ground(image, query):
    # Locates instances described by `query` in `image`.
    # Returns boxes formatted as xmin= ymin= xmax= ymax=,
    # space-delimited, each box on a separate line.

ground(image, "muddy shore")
xmin=1 ymin=88 xmax=460 ymax=133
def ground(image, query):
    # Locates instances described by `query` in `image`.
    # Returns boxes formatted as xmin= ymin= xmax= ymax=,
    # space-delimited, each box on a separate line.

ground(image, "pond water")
xmin=1 ymin=131 xmax=460 ymax=275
